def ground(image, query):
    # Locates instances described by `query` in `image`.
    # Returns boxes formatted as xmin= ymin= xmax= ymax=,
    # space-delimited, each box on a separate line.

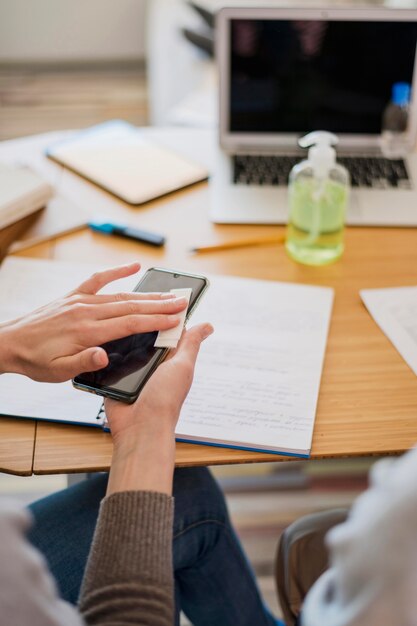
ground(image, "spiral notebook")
xmin=0 ymin=258 xmax=333 ymax=457
xmin=102 ymin=275 xmax=334 ymax=457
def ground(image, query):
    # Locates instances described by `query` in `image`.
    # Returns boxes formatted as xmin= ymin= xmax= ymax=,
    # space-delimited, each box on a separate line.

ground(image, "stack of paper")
xmin=0 ymin=163 xmax=53 ymax=231
xmin=361 ymin=286 xmax=417 ymax=376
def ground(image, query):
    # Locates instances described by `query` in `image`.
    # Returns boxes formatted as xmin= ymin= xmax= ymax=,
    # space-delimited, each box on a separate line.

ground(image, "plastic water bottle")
xmin=381 ymin=82 xmax=411 ymax=158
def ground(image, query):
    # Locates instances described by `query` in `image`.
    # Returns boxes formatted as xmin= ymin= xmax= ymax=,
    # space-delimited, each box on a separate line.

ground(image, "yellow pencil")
xmin=191 ymin=235 xmax=285 ymax=253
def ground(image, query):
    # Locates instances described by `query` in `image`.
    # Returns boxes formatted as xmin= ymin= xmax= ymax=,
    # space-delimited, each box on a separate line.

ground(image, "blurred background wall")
xmin=0 ymin=0 xmax=147 ymax=62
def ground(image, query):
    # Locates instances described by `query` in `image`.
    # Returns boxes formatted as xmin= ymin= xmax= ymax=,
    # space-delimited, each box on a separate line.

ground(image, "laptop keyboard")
xmin=233 ymin=155 xmax=412 ymax=189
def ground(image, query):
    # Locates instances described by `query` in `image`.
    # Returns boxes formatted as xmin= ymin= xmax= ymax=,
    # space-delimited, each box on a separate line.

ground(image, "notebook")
xmin=0 ymin=162 xmax=53 ymax=231
xmin=0 ymin=257 xmax=333 ymax=457
xmin=46 ymin=120 xmax=209 ymax=205
xmin=102 ymin=275 xmax=334 ymax=457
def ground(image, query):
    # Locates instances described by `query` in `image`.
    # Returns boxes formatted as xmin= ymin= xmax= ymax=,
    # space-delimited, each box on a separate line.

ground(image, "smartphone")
xmin=72 ymin=267 xmax=209 ymax=403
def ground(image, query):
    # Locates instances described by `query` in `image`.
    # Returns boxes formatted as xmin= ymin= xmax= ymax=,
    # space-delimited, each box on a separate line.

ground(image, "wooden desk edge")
xmin=0 ymin=465 xmax=33 ymax=477
xmin=0 ymin=417 xmax=36 ymax=476
xmin=32 ymin=447 xmax=404 ymax=476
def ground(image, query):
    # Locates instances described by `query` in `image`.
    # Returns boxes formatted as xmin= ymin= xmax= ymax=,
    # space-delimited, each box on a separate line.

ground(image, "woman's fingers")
xmin=170 ymin=324 xmax=214 ymax=365
xmin=91 ymin=314 xmax=182 ymax=346
xmin=55 ymin=347 xmax=109 ymax=381
xmin=76 ymin=262 xmax=141 ymax=295
xmin=74 ymin=291 xmax=177 ymax=306
xmin=93 ymin=296 xmax=188 ymax=321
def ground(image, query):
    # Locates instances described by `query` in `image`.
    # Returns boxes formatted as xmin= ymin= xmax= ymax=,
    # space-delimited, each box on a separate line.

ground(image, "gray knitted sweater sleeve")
xmin=0 ymin=491 xmax=174 ymax=626
xmin=79 ymin=491 xmax=174 ymax=626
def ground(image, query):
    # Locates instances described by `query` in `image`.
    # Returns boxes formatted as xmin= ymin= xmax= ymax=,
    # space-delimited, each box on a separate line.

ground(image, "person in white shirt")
xmin=276 ymin=447 xmax=417 ymax=626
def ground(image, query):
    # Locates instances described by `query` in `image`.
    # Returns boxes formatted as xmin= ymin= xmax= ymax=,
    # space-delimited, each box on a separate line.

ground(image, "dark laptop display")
xmin=230 ymin=19 xmax=417 ymax=135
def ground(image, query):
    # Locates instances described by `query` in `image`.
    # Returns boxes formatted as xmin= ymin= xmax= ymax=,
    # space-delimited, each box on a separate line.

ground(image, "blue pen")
xmin=88 ymin=221 xmax=166 ymax=247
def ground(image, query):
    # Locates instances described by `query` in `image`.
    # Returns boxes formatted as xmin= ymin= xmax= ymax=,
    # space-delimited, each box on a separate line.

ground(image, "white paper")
xmin=0 ymin=256 xmax=140 ymax=320
xmin=176 ymin=276 xmax=334 ymax=456
xmin=361 ymin=286 xmax=417 ymax=376
xmin=154 ymin=287 xmax=192 ymax=348
xmin=0 ymin=374 xmax=103 ymax=424
xmin=0 ymin=257 xmax=139 ymax=426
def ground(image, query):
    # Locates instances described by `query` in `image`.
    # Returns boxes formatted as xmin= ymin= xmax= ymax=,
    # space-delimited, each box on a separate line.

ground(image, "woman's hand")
xmin=105 ymin=322 xmax=214 ymax=496
xmin=0 ymin=262 xmax=188 ymax=383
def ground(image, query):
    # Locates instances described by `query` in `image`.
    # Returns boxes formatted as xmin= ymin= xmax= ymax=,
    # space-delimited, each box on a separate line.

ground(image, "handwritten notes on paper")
xmin=177 ymin=276 xmax=333 ymax=456
xmin=361 ymin=286 xmax=417 ymax=376
xmin=0 ymin=258 xmax=334 ymax=449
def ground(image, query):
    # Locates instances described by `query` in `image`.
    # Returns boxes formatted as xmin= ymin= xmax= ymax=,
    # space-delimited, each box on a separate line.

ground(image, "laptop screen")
xmin=230 ymin=19 xmax=417 ymax=135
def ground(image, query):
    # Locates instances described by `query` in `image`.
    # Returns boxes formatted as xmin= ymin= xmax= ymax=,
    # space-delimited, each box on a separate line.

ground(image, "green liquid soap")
xmin=285 ymin=177 xmax=347 ymax=266
xmin=285 ymin=131 xmax=350 ymax=266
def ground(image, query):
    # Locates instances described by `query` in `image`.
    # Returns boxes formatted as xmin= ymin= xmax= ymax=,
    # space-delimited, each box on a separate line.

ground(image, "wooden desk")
xmin=1 ymin=132 xmax=417 ymax=475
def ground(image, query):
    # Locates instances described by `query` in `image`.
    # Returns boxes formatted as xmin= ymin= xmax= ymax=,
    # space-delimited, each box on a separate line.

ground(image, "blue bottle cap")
xmin=392 ymin=82 xmax=411 ymax=106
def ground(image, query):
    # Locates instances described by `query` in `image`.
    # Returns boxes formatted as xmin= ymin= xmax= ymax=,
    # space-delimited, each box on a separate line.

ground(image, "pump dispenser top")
xmin=298 ymin=131 xmax=338 ymax=178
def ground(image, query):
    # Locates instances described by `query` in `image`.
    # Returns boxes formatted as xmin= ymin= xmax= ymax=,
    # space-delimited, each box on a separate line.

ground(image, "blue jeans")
xmin=28 ymin=467 xmax=278 ymax=626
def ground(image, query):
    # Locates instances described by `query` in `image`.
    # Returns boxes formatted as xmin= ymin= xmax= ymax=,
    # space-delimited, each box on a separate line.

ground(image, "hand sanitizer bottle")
xmin=285 ymin=131 xmax=349 ymax=266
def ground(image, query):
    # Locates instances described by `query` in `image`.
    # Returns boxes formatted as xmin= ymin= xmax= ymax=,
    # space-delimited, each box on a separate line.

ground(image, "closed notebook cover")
xmin=46 ymin=120 xmax=209 ymax=205
xmin=0 ymin=163 xmax=53 ymax=230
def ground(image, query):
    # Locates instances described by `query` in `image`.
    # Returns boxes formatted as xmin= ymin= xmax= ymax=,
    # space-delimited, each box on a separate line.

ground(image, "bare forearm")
xmin=107 ymin=426 xmax=176 ymax=497
xmin=0 ymin=321 xmax=20 ymax=375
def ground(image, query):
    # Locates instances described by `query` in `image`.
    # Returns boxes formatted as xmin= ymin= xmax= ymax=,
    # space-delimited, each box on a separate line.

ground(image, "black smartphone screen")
xmin=73 ymin=268 xmax=208 ymax=400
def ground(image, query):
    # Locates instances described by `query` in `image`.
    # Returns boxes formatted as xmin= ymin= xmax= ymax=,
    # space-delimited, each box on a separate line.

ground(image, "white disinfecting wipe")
xmin=154 ymin=287 xmax=192 ymax=349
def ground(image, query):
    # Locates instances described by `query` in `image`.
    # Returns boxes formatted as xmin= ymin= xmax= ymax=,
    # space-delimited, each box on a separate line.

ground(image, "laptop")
xmin=210 ymin=6 xmax=417 ymax=226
